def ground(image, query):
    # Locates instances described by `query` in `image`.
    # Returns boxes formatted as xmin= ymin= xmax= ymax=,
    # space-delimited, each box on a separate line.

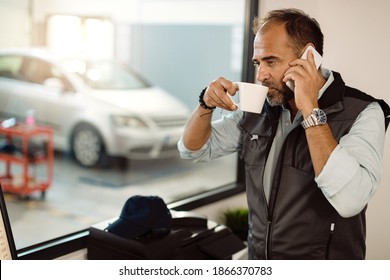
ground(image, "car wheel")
xmin=71 ymin=124 xmax=107 ymax=168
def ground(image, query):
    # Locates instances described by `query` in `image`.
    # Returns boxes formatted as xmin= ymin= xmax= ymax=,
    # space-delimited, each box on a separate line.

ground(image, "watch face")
xmin=313 ymin=108 xmax=327 ymax=124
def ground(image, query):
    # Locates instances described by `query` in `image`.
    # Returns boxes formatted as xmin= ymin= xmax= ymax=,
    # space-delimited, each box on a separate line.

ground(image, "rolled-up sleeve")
xmin=315 ymin=102 xmax=386 ymax=217
xmin=177 ymin=110 xmax=243 ymax=162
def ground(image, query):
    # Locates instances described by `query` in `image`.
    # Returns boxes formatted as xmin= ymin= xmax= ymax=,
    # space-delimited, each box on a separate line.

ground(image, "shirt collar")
xmin=318 ymin=68 xmax=334 ymax=99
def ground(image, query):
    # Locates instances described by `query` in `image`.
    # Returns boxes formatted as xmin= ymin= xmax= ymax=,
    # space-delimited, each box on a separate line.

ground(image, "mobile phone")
xmin=286 ymin=45 xmax=323 ymax=91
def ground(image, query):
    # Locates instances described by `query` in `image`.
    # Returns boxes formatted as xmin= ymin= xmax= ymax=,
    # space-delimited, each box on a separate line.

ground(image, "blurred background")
xmin=0 ymin=0 xmax=245 ymax=249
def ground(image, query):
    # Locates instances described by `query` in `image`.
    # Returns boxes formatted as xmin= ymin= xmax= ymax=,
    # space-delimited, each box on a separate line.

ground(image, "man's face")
xmin=252 ymin=22 xmax=297 ymax=107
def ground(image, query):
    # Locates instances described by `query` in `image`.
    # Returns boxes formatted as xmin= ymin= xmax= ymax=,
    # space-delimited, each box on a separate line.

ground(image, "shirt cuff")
xmin=315 ymin=145 xmax=360 ymax=197
xmin=177 ymin=137 xmax=208 ymax=160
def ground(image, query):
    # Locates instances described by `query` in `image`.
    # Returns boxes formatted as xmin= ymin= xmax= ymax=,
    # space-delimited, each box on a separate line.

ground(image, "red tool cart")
xmin=0 ymin=121 xmax=54 ymax=199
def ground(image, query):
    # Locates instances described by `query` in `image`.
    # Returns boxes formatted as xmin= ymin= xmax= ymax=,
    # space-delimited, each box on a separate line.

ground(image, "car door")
xmin=0 ymin=54 xmax=77 ymax=149
xmin=0 ymin=54 xmax=30 ymax=121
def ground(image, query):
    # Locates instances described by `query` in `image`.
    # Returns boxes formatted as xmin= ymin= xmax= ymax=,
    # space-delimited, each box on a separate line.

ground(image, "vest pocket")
xmin=240 ymin=130 xmax=270 ymax=166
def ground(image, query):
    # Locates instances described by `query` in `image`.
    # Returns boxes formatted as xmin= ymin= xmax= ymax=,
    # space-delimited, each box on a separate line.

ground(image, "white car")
xmin=0 ymin=48 xmax=190 ymax=167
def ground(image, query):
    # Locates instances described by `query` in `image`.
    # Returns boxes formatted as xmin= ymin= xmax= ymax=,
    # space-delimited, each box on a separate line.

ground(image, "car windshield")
xmin=61 ymin=59 xmax=151 ymax=90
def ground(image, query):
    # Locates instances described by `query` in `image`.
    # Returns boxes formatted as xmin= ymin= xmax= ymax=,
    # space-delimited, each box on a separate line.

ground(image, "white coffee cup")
xmin=230 ymin=82 xmax=268 ymax=114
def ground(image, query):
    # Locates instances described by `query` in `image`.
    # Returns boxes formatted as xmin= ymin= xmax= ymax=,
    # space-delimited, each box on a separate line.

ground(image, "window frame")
xmin=16 ymin=0 xmax=259 ymax=260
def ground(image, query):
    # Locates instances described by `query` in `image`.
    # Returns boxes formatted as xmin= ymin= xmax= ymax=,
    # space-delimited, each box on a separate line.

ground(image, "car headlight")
xmin=111 ymin=115 xmax=148 ymax=128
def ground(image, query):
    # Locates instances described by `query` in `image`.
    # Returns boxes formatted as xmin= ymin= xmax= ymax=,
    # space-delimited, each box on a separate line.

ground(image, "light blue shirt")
xmin=178 ymin=69 xmax=386 ymax=218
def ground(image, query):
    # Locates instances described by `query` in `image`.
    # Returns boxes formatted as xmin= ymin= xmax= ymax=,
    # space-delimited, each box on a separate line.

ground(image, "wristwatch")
xmin=301 ymin=108 xmax=327 ymax=129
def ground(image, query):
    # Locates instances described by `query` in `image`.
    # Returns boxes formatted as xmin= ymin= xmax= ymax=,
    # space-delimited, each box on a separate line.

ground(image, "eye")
xmin=267 ymin=59 xmax=277 ymax=66
xmin=253 ymin=61 xmax=260 ymax=68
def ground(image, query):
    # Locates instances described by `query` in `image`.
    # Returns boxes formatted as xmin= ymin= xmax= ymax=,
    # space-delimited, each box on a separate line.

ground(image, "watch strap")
xmin=301 ymin=108 xmax=326 ymax=129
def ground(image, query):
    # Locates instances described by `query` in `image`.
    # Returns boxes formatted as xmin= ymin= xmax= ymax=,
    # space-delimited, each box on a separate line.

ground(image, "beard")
xmin=262 ymin=81 xmax=294 ymax=107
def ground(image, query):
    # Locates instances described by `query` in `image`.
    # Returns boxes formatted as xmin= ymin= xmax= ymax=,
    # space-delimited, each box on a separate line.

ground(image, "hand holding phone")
xmin=286 ymin=45 xmax=323 ymax=91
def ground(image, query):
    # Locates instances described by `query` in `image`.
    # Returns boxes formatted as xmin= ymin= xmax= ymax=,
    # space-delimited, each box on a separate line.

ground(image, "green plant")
xmin=222 ymin=208 xmax=249 ymax=241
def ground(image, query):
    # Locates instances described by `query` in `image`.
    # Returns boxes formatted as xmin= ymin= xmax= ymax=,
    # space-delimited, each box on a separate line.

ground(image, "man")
xmin=178 ymin=8 xmax=390 ymax=259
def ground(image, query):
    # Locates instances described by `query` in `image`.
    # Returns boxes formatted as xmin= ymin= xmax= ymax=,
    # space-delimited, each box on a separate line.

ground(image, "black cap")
xmin=106 ymin=195 xmax=172 ymax=239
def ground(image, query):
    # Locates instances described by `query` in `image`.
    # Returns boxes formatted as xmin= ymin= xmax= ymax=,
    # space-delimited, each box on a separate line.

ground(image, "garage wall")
xmin=128 ymin=24 xmax=243 ymax=109
xmin=0 ymin=0 xmax=30 ymax=48
xmin=0 ymin=0 xmax=245 ymax=111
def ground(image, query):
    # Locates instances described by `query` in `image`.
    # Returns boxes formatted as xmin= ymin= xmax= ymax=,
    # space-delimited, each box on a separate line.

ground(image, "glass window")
xmin=0 ymin=56 xmax=23 ymax=80
xmin=0 ymin=0 xmax=247 ymax=250
xmin=21 ymin=58 xmax=57 ymax=85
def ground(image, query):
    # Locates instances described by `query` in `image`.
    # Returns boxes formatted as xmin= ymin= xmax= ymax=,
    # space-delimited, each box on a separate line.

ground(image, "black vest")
xmin=239 ymin=72 xmax=390 ymax=259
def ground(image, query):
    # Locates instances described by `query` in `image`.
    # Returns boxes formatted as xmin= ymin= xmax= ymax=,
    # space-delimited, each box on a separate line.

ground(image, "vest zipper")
xmin=265 ymin=136 xmax=289 ymax=259
xmin=325 ymin=223 xmax=335 ymax=259
xmin=265 ymin=220 xmax=272 ymax=259
xmin=261 ymin=155 xmax=271 ymax=260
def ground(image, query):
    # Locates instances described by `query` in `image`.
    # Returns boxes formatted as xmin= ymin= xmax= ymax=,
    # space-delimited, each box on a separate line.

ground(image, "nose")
xmin=256 ymin=64 xmax=270 ymax=83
